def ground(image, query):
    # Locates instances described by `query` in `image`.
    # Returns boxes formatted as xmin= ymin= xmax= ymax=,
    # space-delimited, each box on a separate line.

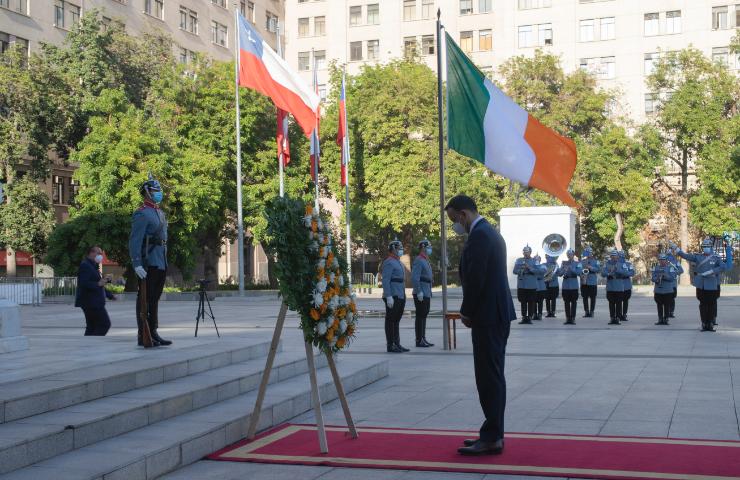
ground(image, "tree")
xmin=689 ymin=137 xmax=740 ymax=235
xmin=0 ymin=177 xmax=56 ymax=275
xmin=647 ymin=48 xmax=739 ymax=281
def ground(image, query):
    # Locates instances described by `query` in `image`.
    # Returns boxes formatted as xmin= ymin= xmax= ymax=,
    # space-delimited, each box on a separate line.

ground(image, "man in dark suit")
xmin=445 ymin=194 xmax=516 ymax=456
xmin=75 ymin=246 xmax=116 ymax=336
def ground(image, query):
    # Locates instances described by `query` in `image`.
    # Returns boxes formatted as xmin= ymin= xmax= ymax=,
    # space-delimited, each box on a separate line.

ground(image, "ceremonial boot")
xmin=152 ymin=330 xmax=172 ymax=346
xmin=564 ymin=317 xmax=575 ymax=325
xmin=416 ymin=339 xmax=430 ymax=348
xmin=608 ymin=317 xmax=620 ymax=325
xmin=519 ymin=316 xmax=532 ymax=325
xmin=387 ymin=343 xmax=404 ymax=353
xmin=422 ymin=338 xmax=434 ymax=347
xmin=655 ymin=317 xmax=664 ymax=326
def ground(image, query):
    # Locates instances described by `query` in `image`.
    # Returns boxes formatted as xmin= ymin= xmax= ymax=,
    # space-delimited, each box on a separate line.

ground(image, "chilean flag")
xmin=277 ymin=108 xmax=290 ymax=167
xmin=237 ymin=13 xmax=319 ymax=137
xmin=337 ymin=72 xmax=348 ymax=187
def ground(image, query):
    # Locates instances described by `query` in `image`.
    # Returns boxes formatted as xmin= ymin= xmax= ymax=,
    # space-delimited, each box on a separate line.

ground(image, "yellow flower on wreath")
xmin=336 ymin=337 xmax=346 ymax=348
xmin=309 ymin=309 xmax=320 ymax=321
xmin=305 ymin=205 xmax=314 ymax=216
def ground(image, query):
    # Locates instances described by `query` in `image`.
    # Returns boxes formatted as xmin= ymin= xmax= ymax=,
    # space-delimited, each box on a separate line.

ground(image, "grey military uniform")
xmin=128 ymin=203 xmax=168 ymax=270
xmin=677 ymin=251 xmax=730 ymax=290
xmin=411 ymin=255 xmax=433 ymax=298
xmin=382 ymin=256 xmax=406 ymax=299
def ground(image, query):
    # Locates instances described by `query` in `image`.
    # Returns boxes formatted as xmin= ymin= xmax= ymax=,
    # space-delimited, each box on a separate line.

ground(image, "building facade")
xmin=285 ymin=0 xmax=739 ymax=125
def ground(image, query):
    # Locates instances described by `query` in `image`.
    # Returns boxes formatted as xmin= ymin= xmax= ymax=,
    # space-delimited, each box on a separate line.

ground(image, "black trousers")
xmin=384 ymin=296 xmax=405 ymax=346
xmin=545 ymin=286 xmax=559 ymax=314
xmin=136 ymin=267 xmax=166 ymax=334
xmin=562 ymin=289 xmax=578 ymax=319
xmin=606 ymin=291 xmax=624 ymax=319
xmin=696 ymin=288 xmax=719 ymax=326
xmin=413 ymin=296 xmax=431 ymax=342
xmin=471 ymin=321 xmax=510 ymax=443
xmin=536 ymin=289 xmax=545 ymax=315
xmin=82 ymin=307 xmax=111 ymax=336
xmin=623 ymin=289 xmax=632 ymax=317
xmin=581 ymin=285 xmax=597 ymax=313
xmin=654 ymin=292 xmax=672 ymax=319
xmin=517 ymin=288 xmax=536 ymax=319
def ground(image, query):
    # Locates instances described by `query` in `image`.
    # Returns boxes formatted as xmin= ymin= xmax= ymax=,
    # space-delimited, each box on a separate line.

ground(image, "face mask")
xmin=152 ymin=191 xmax=163 ymax=204
xmin=452 ymin=222 xmax=466 ymax=236
xmin=703 ymin=247 xmax=711 ymax=254
xmin=425 ymin=247 xmax=432 ymax=256
xmin=397 ymin=249 xmax=404 ymax=257
xmin=94 ymin=254 xmax=103 ymax=264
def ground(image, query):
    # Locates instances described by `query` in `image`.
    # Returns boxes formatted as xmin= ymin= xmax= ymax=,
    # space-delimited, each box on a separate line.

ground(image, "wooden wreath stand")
xmin=246 ymin=301 xmax=357 ymax=453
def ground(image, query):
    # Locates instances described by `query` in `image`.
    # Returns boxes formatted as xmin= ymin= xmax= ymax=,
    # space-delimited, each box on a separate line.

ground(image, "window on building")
xmin=349 ymin=5 xmax=361 ymax=25
xmin=53 ymin=0 xmax=64 ymax=27
xmin=367 ymin=4 xmax=379 ymax=24
xmin=712 ymin=46 xmax=729 ymax=65
xmin=644 ymin=52 xmax=659 ymax=75
xmin=298 ymin=17 xmax=309 ymax=37
xmin=518 ymin=0 xmax=551 ymax=8
xmin=318 ymin=84 xmax=327 ymax=101
xmin=69 ymin=2 xmax=80 ymax=25
xmin=645 ymin=93 xmax=658 ymax=113
xmin=736 ymin=5 xmax=740 ymax=30
xmin=314 ymin=16 xmax=325 ymax=35
xmin=421 ymin=34 xmax=435 ymax=55
xmin=53 ymin=0 xmax=79 ymax=28
xmin=180 ymin=7 xmax=198 ymax=34
xmin=404 ymin=0 xmax=416 ymax=21
xmin=0 ymin=32 xmax=9 ymax=54
xmin=579 ymin=19 xmax=594 ymax=41
xmin=211 ymin=0 xmax=225 ymax=7
xmin=367 ymin=39 xmax=379 ymax=60
xmin=644 ymin=12 xmax=659 ymax=36
xmin=239 ymin=0 xmax=255 ymax=23
xmin=350 ymin=41 xmax=363 ymax=60
xmin=404 ymin=36 xmax=418 ymax=57
xmin=518 ymin=25 xmax=533 ymax=47
xmin=459 ymin=0 xmax=472 ymax=15
xmin=600 ymin=17 xmax=615 ymax=39
xmin=479 ymin=0 xmax=491 ymax=13
xmin=538 ymin=23 xmax=552 ymax=45
xmin=314 ymin=50 xmax=326 ymax=69
xmin=298 ymin=51 xmax=310 ymax=70
xmin=421 ymin=0 xmax=433 ymax=19
xmin=459 ymin=31 xmax=473 ymax=53
xmin=600 ymin=56 xmax=615 ymax=78
xmin=479 ymin=29 xmax=492 ymax=51
xmin=69 ymin=178 xmax=80 ymax=205
xmin=266 ymin=12 xmax=278 ymax=32
xmin=665 ymin=10 xmax=681 ymax=34
xmin=178 ymin=46 xmax=188 ymax=63
xmin=211 ymin=20 xmax=227 ymax=46
xmin=1 ymin=0 xmax=27 ymax=13
xmin=52 ymin=176 xmax=65 ymax=205
xmin=144 ymin=0 xmax=164 ymax=19
xmin=712 ymin=6 xmax=728 ymax=30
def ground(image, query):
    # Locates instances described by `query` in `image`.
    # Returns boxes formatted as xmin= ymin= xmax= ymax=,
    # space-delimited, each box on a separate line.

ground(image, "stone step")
xmin=1 ymin=355 xmax=388 ymax=480
xmin=0 ymin=350 xmax=322 ymax=475
xmin=0 ymin=339 xmax=274 ymax=424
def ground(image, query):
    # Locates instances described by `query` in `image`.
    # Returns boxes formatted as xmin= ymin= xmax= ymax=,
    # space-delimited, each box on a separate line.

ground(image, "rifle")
xmin=138 ymin=278 xmax=154 ymax=348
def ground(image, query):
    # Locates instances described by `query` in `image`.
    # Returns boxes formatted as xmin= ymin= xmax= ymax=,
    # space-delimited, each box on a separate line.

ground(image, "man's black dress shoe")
xmin=152 ymin=331 xmax=172 ymax=346
xmin=458 ymin=440 xmax=504 ymax=456
xmin=398 ymin=344 xmax=410 ymax=352
xmin=387 ymin=344 xmax=404 ymax=353
xmin=422 ymin=338 xmax=434 ymax=347
xmin=462 ymin=438 xmax=478 ymax=447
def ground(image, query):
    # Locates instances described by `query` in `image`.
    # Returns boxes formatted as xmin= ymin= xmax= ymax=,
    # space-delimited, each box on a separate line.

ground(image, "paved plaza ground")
xmin=12 ymin=286 xmax=740 ymax=479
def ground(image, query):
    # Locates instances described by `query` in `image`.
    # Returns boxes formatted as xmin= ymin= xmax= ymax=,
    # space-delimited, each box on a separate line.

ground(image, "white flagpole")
xmin=234 ymin=7 xmax=245 ymax=296
xmin=276 ymin=22 xmax=285 ymax=198
xmin=436 ymin=9 xmax=449 ymax=349
xmin=312 ymin=49 xmax=320 ymax=212
xmin=342 ymin=67 xmax=352 ymax=288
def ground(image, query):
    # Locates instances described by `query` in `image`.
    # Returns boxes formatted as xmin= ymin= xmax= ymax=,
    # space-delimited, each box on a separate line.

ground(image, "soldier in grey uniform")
xmin=534 ymin=255 xmax=546 ymax=320
xmin=543 ymin=254 xmax=559 ymax=317
xmin=411 ymin=239 xmax=434 ymax=348
xmin=676 ymin=239 xmax=733 ymax=332
xmin=601 ymin=249 xmax=626 ymax=325
xmin=580 ymin=247 xmax=600 ymax=317
xmin=618 ymin=251 xmax=635 ymax=322
xmin=652 ymin=253 xmax=679 ymax=325
xmin=666 ymin=246 xmax=681 ymax=318
xmin=513 ymin=246 xmax=543 ymax=324
xmin=382 ymin=239 xmax=408 ymax=352
xmin=128 ymin=177 xmax=172 ymax=347
xmin=557 ymin=249 xmax=583 ymax=325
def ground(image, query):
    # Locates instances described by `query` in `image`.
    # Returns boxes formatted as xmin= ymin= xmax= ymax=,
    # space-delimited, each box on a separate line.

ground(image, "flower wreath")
xmin=263 ymin=196 xmax=357 ymax=354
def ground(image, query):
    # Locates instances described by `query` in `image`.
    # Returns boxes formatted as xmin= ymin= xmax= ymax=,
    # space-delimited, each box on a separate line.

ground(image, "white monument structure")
xmin=499 ymin=206 xmax=577 ymax=291
xmin=0 ymin=299 xmax=29 ymax=353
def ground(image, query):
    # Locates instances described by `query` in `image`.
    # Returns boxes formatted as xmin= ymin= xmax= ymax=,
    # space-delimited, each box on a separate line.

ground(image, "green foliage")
xmin=690 ymin=142 xmax=740 ymax=235
xmin=0 ymin=177 xmax=56 ymax=256
xmin=44 ymin=211 xmax=131 ymax=276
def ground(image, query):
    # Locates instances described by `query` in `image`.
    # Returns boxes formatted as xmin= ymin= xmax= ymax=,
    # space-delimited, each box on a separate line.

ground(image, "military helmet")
xmin=140 ymin=173 xmax=162 ymax=195
xmin=609 ymin=248 xmax=618 ymax=257
xmin=701 ymin=238 xmax=713 ymax=248
xmin=418 ymin=238 xmax=431 ymax=249
xmin=523 ymin=245 xmax=532 ymax=253
xmin=566 ymin=248 xmax=575 ymax=256
xmin=388 ymin=239 xmax=402 ymax=252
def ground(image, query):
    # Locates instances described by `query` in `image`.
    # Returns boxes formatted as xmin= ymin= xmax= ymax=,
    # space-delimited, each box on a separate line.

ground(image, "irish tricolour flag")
xmin=445 ymin=33 xmax=577 ymax=207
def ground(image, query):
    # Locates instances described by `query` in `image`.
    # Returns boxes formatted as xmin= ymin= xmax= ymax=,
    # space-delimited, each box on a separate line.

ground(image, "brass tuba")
xmin=542 ymin=234 xmax=566 ymax=281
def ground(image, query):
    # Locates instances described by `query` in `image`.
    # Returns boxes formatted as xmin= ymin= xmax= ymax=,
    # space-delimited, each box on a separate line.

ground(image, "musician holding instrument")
xmin=557 ymin=249 xmax=583 ymax=325
xmin=513 ymin=245 xmax=543 ymax=324
xmin=534 ymin=255 xmax=547 ymax=320
xmin=618 ymin=251 xmax=635 ymax=322
xmin=601 ymin=249 xmax=627 ymax=325
xmin=544 ymin=254 xmax=560 ymax=318
xmin=675 ymin=238 xmax=733 ymax=332
xmin=580 ymin=247 xmax=600 ymax=318
xmin=652 ymin=253 xmax=678 ymax=325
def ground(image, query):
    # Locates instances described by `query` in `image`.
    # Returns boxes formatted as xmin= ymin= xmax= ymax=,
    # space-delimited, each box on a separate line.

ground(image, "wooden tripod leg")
xmin=305 ymin=342 xmax=328 ymax=453
xmin=326 ymin=351 xmax=358 ymax=439
xmin=246 ymin=301 xmax=288 ymax=440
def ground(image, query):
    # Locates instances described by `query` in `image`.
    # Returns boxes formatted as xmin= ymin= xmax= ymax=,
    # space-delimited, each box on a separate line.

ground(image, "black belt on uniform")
xmin=391 ymin=278 xmax=404 ymax=283
xmin=420 ymin=276 xmax=431 ymax=283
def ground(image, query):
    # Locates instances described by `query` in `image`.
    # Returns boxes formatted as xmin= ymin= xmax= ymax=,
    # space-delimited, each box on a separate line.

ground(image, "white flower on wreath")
xmin=328 ymin=295 xmax=339 ymax=310
xmin=317 ymin=321 xmax=328 ymax=335
xmin=312 ymin=291 xmax=323 ymax=308
xmin=338 ymin=275 xmax=345 ymax=287
xmin=332 ymin=257 xmax=339 ymax=268
xmin=339 ymin=320 xmax=347 ymax=333
xmin=317 ymin=259 xmax=326 ymax=269
xmin=326 ymin=233 xmax=332 ymax=244
xmin=303 ymin=215 xmax=313 ymax=228
xmin=322 ymin=248 xmax=329 ymax=259
xmin=309 ymin=241 xmax=319 ymax=252
xmin=316 ymin=278 xmax=327 ymax=293
xmin=328 ymin=272 xmax=336 ymax=283
xmin=317 ymin=232 xmax=324 ymax=244
xmin=317 ymin=219 xmax=324 ymax=231
xmin=346 ymin=311 xmax=354 ymax=323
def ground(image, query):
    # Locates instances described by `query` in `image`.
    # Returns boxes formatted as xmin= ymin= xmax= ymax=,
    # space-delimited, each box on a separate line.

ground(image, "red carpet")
xmin=208 ymin=424 xmax=740 ymax=479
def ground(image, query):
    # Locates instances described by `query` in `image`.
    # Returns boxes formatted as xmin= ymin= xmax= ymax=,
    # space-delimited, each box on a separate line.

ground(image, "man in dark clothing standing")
xmin=75 ymin=246 xmax=115 ymax=336
xmin=445 ymin=194 xmax=516 ymax=456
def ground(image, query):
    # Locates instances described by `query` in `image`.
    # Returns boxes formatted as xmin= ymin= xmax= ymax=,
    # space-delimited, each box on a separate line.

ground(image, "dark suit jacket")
xmin=459 ymin=218 xmax=517 ymax=326
xmin=75 ymin=258 xmax=113 ymax=309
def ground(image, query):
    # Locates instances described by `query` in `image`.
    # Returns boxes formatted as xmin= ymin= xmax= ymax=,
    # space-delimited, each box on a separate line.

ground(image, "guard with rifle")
xmin=618 ymin=251 xmax=635 ymax=322
xmin=513 ymin=245 xmax=543 ymax=324
xmin=601 ymin=249 xmax=626 ymax=325
xmin=580 ymin=247 xmax=600 ymax=318
xmin=557 ymin=249 xmax=583 ymax=325
xmin=544 ymin=254 xmax=560 ymax=318
xmin=128 ymin=175 xmax=172 ymax=347
xmin=652 ymin=253 xmax=678 ymax=325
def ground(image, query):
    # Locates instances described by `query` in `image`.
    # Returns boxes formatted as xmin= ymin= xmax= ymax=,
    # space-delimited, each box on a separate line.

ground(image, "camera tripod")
xmin=195 ymin=281 xmax=219 ymax=337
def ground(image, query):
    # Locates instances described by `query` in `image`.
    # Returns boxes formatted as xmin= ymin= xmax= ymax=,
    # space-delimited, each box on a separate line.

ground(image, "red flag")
xmin=309 ymin=60 xmax=321 ymax=181
xmin=277 ymin=109 xmax=290 ymax=167
xmin=337 ymin=72 xmax=348 ymax=187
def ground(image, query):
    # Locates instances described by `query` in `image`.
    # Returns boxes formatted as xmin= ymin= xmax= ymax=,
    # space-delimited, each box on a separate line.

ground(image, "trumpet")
xmin=544 ymin=263 xmax=558 ymax=282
